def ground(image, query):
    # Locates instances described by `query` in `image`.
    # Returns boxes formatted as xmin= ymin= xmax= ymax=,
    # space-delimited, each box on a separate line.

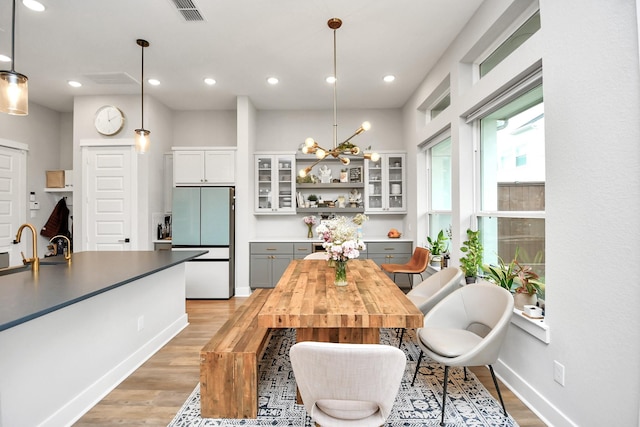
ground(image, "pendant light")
xmin=298 ymin=18 xmax=378 ymax=178
xmin=134 ymin=39 xmax=150 ymax=154
xmin=0 ymin=0 xmax=28 ymax=115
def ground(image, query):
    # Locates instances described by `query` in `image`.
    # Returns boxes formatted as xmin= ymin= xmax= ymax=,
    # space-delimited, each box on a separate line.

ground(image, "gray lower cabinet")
xmin=367 ymin=241 xmax=413 ymax=289
xmin=250 ymin=243 xmax=294 ymax=288
xmin=250 ymin=240 xmax=412 ymax=289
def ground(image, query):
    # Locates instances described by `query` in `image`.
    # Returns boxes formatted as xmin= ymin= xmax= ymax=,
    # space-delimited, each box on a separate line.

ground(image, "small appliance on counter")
xmin=172 ymin=187 xmax=234 ymax=299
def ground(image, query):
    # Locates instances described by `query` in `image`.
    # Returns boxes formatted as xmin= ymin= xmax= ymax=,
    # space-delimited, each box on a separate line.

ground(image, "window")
xmin=427 ymin=136 xmax=452 ymax=244
xmin=480 ymin=10 xmax=541 ymax=78
xmin=430 ymin=92 xmax=451 ymax=120
xmin=478 ymin=85 xmax=545 ymax=291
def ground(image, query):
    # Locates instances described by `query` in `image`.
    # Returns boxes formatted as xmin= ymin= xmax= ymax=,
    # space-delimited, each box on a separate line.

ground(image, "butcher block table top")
xmin=257 ymin=259 xmax=423 ymax=343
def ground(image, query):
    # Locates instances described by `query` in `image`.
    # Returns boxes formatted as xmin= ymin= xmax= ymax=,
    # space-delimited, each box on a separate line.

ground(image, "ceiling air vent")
xmin=84 ymin=72 xmax=137 ymax=85
xmin=170 ymin=0 xmax=205 ymax=22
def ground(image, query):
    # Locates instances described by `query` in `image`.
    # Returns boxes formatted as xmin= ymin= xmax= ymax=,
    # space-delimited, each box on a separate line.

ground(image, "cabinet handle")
xmin=266 ymin=248 xmax=277 ymax=251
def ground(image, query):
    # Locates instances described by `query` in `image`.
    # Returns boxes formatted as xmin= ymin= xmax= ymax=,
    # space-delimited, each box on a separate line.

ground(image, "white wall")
xmin=403 ymin=0 xmax=640 ymax=425
xmin=0 ymin=102 xmax=64 ymax=258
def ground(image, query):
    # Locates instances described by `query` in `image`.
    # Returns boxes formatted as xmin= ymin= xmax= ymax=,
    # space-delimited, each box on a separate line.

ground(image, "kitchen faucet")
xmin=49 ymin=235 xmax=72 ymax=263
xmin=14 ymin=223 xmax=39 ymax=272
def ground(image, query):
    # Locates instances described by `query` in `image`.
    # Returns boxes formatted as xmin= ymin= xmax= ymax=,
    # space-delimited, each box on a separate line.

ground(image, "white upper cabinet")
xmin=364 ymin=153 xmax=406 ymax=213
xmin=255 ymin=154 xmax=296 ymax=214
xmin=173 ymin=148 xmax=235 ymax=185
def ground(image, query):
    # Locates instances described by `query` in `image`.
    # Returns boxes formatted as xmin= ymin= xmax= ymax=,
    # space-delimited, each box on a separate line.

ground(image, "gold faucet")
xmin=14 ymin=223 xmax=39 ymax=272
xmin=49 ymin=235 xmax=72 ymax=263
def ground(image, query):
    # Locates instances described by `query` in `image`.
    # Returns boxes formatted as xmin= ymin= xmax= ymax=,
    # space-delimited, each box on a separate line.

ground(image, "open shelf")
xmin=296 ymin=183 xmax=364 ymax=189
xmin=297 ymin=207 xmax=364 ymax=214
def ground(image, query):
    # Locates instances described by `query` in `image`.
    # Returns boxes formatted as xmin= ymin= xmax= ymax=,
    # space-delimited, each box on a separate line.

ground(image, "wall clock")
xmin=94 ymin=105 xmax=125 ymax=136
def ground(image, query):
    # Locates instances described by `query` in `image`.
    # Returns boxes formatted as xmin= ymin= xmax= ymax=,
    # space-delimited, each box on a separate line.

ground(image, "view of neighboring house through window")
xmin=428 ymin=136 xmax=452 ymax=248
xmin=478 ymin=85 xmax=545 ymax=290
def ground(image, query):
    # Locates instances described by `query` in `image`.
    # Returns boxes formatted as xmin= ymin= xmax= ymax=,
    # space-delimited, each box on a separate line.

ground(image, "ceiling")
xmin=0 ymin=0 xmax=484 ymax=113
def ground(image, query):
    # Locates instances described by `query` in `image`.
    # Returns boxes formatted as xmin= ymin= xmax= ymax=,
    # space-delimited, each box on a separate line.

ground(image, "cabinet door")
xmin=250 ymin=255 xmax=273 ymax=288
xmin=255 ymin=156 xmax=275 ymax=213
xmin=364 ymin=157 xmax=385 ymax=212
xmin=271 ymin=255 xmax=293 ymax=285
xmin=386 ymin=154 xmax=406 ymax=212
xmin=204 ymin=150 xmax=235 ymax=184
xmin=174 ymin=151 xmax=205 ymax=184
xmin=275 ymin=155 xmax=295 ymax=212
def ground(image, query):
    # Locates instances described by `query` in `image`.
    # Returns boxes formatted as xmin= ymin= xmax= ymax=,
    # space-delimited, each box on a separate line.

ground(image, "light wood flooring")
xmin=74 ymin=298 xmax=546 ymax=426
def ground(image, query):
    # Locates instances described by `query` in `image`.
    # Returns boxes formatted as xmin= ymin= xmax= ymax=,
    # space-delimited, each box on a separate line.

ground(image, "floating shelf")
xmin=296 ymin=183 xmax=364 ymax=189
xmin=297 ymin=207 xmax=364 ymax=213
xmin=44 ymin=188 xmax=73 ymax=192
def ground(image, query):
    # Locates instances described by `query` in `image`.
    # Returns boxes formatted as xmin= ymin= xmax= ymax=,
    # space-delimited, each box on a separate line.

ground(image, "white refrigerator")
xmin=172 ymin=187 xmax=235 ymax=299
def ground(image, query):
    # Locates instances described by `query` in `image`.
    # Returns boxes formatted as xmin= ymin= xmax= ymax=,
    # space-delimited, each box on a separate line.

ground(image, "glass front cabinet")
xmin=255 ymin=154 xmax=296 ymax=214
xmin=364 ymin=153 xmax=406 ymax=213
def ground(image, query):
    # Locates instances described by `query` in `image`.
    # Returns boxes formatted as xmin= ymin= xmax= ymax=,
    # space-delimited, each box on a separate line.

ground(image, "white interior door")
xmin=0 ymin=142 xmax=26 ymax=265
xmin=84 ymin=146 xmax=136 ymax=250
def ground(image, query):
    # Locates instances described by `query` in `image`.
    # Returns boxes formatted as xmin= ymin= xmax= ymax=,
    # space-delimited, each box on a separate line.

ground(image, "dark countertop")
xmin=0 ymin=250 xmax=207 ymax=332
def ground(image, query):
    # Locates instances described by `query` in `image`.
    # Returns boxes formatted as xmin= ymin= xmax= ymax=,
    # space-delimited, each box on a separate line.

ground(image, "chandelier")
xmin=298 ymin=18 xmax=379 ymax=178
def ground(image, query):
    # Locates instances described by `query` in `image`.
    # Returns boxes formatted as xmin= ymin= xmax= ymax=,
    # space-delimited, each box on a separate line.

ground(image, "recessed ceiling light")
xmin=326 ymin=76 xmax=336 ymax=84
xmin=383 ymin=75 xmax=395 ymax=83
xmin=204 ymin=78 xmax=216 ymax=86
xmin=22 ymin=0 xmax=45 ymax=12
xmin=0 ymin=54 xmax=11 ymax=62
xmin=267 ymin=77 xmax=279 ymax=85
xmin=147 ymin=78 xmax=160 ymax=86
xmin=67 ymin=80 xmax=82 ymax=88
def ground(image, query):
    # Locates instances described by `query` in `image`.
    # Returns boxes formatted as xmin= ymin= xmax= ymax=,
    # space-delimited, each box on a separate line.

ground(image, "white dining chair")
xmin=290 ymin=341 xmax=406 ymax=427
xmin=411 ymin=281 xmax=514 ymax=426
xmin=304 ymin=252 xmax=329 ymax=260
xmin=397 ymin=266 xmax=463 ymax=348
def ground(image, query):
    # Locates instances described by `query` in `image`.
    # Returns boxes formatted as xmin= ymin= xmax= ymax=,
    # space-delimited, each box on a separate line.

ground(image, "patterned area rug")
xmin=168 ymin=328 xmax=518 ymax=427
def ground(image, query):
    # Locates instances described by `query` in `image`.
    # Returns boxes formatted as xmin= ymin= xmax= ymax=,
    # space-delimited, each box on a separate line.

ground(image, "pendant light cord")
xmin=332 ymin=26 xmax=338 ymax=150
xmin=140 ymin=42 xmax=144 ymax=129
xmin=10 ymin=0 xmax=17 ymax=73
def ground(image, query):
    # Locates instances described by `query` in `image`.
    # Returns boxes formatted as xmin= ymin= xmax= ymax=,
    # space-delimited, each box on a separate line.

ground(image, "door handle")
xmin=118 ymin=238 xmax=130 ymax=243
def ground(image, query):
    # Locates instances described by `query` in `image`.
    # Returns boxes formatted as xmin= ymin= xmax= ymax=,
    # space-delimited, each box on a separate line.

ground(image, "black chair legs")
xmin=439 ymin=365 xmax=449 ymax=426
xmin=488 ymin=365 xmax=507 ymax=416
xmin=398 ymin=328 xmax=405 ymax=348
xmin=411 ymin=350 xmax=423 ymax=386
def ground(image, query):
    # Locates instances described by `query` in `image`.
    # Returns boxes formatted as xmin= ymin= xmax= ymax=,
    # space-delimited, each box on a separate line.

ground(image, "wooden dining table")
xmin=257 ymin=259 xmax=424 ymax=344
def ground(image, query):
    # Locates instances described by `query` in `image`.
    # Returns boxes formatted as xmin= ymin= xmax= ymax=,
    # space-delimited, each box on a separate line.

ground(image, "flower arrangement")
xmin=303 ymin=216 xmax=317 ymax=238
xmin=315 ymin=216 xmax=366 ymax=262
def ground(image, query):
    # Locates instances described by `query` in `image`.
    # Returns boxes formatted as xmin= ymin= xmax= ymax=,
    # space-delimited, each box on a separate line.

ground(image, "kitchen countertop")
xmin=249 ymin=237 xmax=413 ymax=243
xmin=0 ymin=250 xmax=206 ymax=332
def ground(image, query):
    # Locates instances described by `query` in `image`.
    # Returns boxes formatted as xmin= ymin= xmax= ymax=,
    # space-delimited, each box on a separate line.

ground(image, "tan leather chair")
xmin=397 ymin=266 xmax=463 ymax=347
xmin=411 ymin=281 xmax=514 ymax=426
xmin=380 ymin=247 xmax=430 ymax=288
xmin=290 ymin=341 xmax=406 ymax=427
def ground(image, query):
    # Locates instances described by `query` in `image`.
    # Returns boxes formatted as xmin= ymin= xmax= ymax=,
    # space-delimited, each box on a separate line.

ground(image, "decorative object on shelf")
xmin=303 ymin=215 xmax=317 ymax=238
xmin=298 ymin=18 xmax=379 ymax=178
xmin=316 ymin=216 xmax=366 ymax=286
xmin=319 ymin=165 xmax=332 ymax=183
xmin=0 ymin=0 xmax=28 ymax=115
xmin=460 ymin=228 xmax=483 ymax=283
xmin=349 ymin=188 xmax=362 ymax=207
xmin=307 ymin=194 xmax=318 ymax=207
xmin=353 ymin=213 xmax=368 ymax=238
xmin=134 ymin=39 xmax=151 ymax=154
xmin=340 ymin=169 xmax=348 ymax=183
xmin=349 ymin=166 xmax=363 ymax=183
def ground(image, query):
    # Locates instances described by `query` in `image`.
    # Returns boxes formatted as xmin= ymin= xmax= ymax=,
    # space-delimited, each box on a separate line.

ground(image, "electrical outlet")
xmin=137 ymin=315 xmax=144 ymax=332
xmin=553 ymin=360 xmax=565 ymax=386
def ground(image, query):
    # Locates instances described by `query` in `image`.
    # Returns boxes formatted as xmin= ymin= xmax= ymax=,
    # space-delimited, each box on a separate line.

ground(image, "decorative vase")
xmin=334 ymin=260 xmax=348 ymax=286
xmin=306 ymin=224 xmax=313 ymax=238
xmin=514 ymin=292 xmax=537 ymax=310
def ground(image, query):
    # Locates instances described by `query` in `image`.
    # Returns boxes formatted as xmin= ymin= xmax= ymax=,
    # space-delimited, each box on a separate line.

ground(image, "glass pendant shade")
xmin=0 ymin=71 xmax=28 ymax=115
xmin=134 ymin=129 xmax=150 ymax=154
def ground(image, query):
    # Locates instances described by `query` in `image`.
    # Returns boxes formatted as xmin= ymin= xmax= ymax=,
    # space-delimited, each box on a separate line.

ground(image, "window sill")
xmin=510 ymin=309 xmax=549 ymax=343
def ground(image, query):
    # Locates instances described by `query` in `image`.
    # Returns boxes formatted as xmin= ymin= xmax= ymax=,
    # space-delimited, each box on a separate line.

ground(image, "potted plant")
xmin=307 ymin=194 xmax=318 ymax=207
xmin=459 ymin=229 xmax=483 ymax=283
xmin=482 ymin=247 xmax=544 ymax=310
xmin=426 ymin=229 xmax=448 ymax=266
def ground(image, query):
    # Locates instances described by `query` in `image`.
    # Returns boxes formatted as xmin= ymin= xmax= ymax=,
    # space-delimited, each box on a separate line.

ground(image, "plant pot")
xmin=465 ymin=276 xmax=477 ymax=284
xmin=514 ymin=292 xmax=537 ymax=310
xmin=430 ymin=255 xmax=442 ymax=267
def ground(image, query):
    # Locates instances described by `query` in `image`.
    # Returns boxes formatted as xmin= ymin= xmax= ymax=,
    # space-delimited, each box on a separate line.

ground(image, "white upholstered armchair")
xmin=398 ymin=266 xmax=463 ymax=347
xmin=290 ymin=341 xmax=406 ymax=427
xmin=411 ymin=281 xmax=514 ymax=426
